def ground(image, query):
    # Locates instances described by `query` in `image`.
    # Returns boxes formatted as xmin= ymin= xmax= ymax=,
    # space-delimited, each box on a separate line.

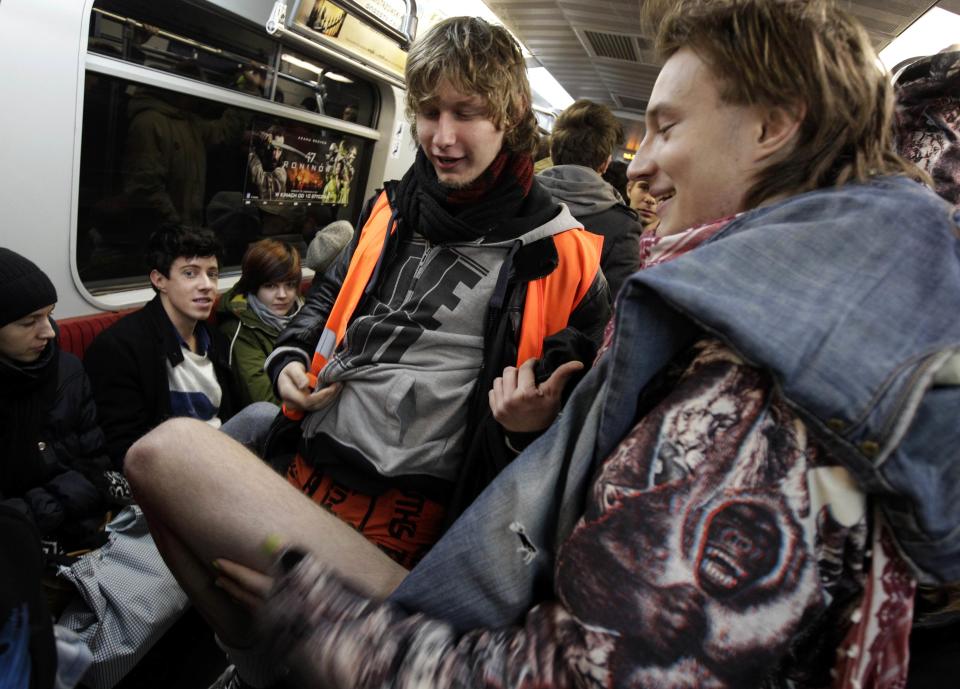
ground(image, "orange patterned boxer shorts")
xmin=286 ymin=454 xmax=446 ymax=569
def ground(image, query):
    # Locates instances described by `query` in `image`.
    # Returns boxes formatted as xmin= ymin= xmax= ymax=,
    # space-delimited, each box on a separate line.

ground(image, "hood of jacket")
xmin=537 ymin=165 xmax=624 ymax=216
xmin=217 ymin=287 xmax=284 ymax=335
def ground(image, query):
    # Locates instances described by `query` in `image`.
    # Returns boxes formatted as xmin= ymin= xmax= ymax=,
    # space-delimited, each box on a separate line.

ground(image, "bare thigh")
xmin=125 ymin=417 xmax=407 ymax=599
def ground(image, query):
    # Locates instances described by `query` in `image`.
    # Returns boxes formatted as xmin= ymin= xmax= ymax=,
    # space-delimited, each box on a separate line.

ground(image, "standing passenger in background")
xmin=218 ymin=239 xmax=303 ymax=407
xmin=538 ymin=99 xmax=645 ymax=297
xmin=602 ymin=159 xmax=630 ymax=202
xmin=627 ymin=178 xmax=661 ymax=233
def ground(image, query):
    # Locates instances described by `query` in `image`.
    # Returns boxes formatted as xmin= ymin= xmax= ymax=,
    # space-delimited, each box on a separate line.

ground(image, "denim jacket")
xmin=391 ymin=176 xmax=960 ymax=631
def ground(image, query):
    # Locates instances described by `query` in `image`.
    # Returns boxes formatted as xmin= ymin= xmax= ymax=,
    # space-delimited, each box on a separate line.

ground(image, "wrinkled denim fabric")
xmin=392 ymin=176 xmax=960 ymax=632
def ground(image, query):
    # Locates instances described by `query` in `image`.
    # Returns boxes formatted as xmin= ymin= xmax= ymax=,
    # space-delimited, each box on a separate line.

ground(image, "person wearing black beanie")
xmin=0 ymin=250 xmax=105 ymax=687
xmin=0 ymin=248 xmax=58 ymax=360
xmin=0 ymin=248 xmax=122 ymax=556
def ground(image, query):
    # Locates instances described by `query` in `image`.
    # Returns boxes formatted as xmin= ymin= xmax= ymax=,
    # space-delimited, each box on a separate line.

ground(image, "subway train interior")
xmin=0 ymin=0 xmax=958 ymax=686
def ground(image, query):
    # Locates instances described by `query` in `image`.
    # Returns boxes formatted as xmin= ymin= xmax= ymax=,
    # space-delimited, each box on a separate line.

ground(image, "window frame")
xmin=72 ymin=52 xmax=381 ymax=310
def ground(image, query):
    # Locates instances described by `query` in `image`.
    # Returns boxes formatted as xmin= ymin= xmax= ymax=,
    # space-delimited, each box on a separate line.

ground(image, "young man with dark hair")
xmin=539 ymin=99 xmax=645 ymax=296
xmin=121 ymin=17 xmax=609 ymax=688
xmin=85 ymin=226 xmax=240 ymax=465
xmin=223 ymin=1 xmax=959 ymax=687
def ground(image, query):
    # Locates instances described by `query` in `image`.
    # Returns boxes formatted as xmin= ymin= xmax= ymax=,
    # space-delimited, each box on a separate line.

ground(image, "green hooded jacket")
xmin=217 ymin=288 xmax=289 ymax=406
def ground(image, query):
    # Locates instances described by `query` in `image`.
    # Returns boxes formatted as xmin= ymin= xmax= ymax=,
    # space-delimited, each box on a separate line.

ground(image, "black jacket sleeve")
xmin=49 ymin=354 xmax=112 ymax=480
xmin=84 ymin=329 xmax=154 ymax=467
xmin=600 ymin=227 xmax=642 ymax=301
xmin=562 ymin=267 xmax=611 ymax=349
xmin=266 ymin=190 xmax=384 ymax=389
xmin=266 ymin=242 xmax=353 ymax=388
xmin=4 ymin=353 xmax=111 ymax=542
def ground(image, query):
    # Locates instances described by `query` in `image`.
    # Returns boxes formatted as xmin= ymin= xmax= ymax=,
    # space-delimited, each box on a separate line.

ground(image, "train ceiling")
xmin=486 ymin=0 xmax=956 ymax=153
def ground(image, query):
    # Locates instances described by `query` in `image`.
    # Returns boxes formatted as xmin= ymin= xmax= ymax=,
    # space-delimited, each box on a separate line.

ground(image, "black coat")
xmin=0 ymin=342 xmax=112 ymax=551
xmin=84 ymin=295 xmax=237 ymax=466
xmin=0 ymin=504 xmax=56 ymax=689
xmin=578 ymin=204 xmax=644 ymax=299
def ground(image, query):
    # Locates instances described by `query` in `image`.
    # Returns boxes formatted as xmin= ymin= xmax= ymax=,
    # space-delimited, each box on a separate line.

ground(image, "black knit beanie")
xmin=0 ymin=248 xmax=58 ymax=327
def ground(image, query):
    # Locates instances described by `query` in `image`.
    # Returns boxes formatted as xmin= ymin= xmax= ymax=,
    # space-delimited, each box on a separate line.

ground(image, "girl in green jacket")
xmin=218 ymin=239 xmax=302 ymax=406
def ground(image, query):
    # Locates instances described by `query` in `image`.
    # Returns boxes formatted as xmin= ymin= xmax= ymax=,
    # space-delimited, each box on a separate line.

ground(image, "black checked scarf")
xmin=395 ymin=147 xmax=535 ymax=244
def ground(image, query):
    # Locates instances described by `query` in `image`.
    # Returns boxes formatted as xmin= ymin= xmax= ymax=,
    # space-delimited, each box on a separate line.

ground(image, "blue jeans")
xmin=220 ymin=401 xmax=279 ymax=454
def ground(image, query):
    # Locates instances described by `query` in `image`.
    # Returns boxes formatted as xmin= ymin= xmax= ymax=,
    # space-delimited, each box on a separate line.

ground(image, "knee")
xmin=243 ymin=401 xmax=280 ymax=421
xmin=125 ymin=417 xmax=202 ymax=491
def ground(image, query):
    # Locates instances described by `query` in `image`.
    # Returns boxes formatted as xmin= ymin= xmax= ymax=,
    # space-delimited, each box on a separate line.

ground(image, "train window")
xmin=276 ymin=52 xmax=374 ymax=127
xmin=86 ymin=0 xmax=377 ymax=126
xmin=76 ymin=72 xmax=372 ymax=293
xmin=80 ymin=0 xmax=381 ymax=294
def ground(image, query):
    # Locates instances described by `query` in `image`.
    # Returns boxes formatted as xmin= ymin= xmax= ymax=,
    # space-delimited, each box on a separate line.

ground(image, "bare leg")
xmin=124 ymin=417 xmax=407 ymax=645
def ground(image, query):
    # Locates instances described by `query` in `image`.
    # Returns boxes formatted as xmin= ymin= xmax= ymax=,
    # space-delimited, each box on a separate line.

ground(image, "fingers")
xmin=502 ymin=361 xmax=539 ymax=401
xmin=283 ymin=361 xmax=310 ymax=390
xmin=215 ymin=558 xmax=275 ymax=597
xmin=213 ymin=558 xmax=275 ymax=612
xmin=516 ymin=358 xmax=540 ymax=398
xmin=489 ymin=358 xmax=586 ymax=432
xmin=214 ymin=575 xmax=264 ymax=612
xmin=278 ymin=362 xmax=311 ymax=410
xmin=302 ymin=382 xmax=343 ymax=412
xmin=501 ymin=365 xmax=519 ymax=396
xmin=540 ymin=360 xmax=584 ymax=397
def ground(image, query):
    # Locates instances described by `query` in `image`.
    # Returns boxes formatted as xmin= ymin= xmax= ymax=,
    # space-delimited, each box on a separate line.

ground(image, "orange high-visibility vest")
xmin=285 ymin=191 xmax=602 ymax=419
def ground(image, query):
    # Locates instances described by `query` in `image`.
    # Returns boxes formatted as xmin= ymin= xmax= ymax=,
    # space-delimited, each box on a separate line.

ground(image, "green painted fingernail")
xmin=262 ymin=534 xmax=283 ymax=556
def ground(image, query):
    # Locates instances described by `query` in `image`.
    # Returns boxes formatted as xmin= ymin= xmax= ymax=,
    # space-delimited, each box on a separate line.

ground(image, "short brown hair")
xmin=646 ymin=0 xmax=920 ymax=208
xmin=405 ymin=16 xmax=539 ymax=156
xmin=550 ymin=100 xmax=624 ymax=171
xmin=235 ymin=239 xmax=301 ymax=295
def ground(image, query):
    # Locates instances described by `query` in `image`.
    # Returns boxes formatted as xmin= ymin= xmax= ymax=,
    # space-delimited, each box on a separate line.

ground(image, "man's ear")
xmin=149 ymin=269 xmax=166 ymax=292
xmin=755 ymin=103 xmax=805 ymax=161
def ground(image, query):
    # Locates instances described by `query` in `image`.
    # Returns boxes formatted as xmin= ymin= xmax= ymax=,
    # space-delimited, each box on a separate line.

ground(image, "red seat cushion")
xmin=57 ymin=310 xmax=133 ymax=360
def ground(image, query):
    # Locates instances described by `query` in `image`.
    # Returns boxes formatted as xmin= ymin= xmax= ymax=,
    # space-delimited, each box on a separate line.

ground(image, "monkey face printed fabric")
xmin=555 ymin=339 xmax=909 ymax=688
xmin=254 ymin=337 xmax=913 ymax=689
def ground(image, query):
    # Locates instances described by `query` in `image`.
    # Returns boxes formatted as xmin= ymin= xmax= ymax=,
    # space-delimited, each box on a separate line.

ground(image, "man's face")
xmin=416 ymin=79 xmax=506 ymax=188
xmin=271 ymin=135 xmax=285 ymax=165
xmin=627 ymin=48 xmax=763 ymax=235
xmin=0 ymin=305 xmax=56 ymax=363
xmin=151 ymin=256 xmax=219 ymax=332
xmin=628 ymin=179 xmax=659 ymax=229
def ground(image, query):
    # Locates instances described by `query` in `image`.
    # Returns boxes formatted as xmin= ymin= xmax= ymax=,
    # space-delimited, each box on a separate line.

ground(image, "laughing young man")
xmin=230 ymin=1 xmax=960 ymax=687
xmin=122 ymin=17 xmax=609 ymax=688
xmin=85 ymin=226 xmax=239 ymax=466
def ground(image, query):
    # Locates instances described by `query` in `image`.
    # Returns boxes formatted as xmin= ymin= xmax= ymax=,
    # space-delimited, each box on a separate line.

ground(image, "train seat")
xmin=57 ymin=309 xmax=134 ymax=360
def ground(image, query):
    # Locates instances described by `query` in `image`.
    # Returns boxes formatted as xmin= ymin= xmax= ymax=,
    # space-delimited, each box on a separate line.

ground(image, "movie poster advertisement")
xmin=243 ymin=119 xmax=360 ymax=208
